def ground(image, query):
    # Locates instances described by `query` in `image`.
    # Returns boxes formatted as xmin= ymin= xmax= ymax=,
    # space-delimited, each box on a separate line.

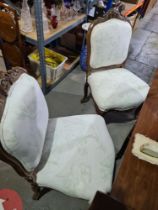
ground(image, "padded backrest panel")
xmin=90 ymin=18 xmax=132 ymax=69
xmin=0 ymin=73 xmax=49 ymax=171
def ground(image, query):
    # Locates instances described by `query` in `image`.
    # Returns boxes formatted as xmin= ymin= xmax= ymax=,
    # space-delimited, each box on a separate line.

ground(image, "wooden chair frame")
xmin=81 ymin=9 xmax=130 ymax=105
xmin=0 ymin=68 xmax=41 ymax=199
xmin=0 ymin=67 xmax=117 ymax=200
xmin=0 ymin=117 xmax=49 ymax=199
xmin=0 ymin=2 xmax=25 ymax=69
xmin=81 ymin=9 xmax=141 ymax=124
xmin=0 ymin=9 xmax=136 ymax=201
xmin=0 ymin=142 xmax=41 ymax=199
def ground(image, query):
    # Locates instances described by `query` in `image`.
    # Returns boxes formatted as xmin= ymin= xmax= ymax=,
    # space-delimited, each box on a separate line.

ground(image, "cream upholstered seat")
xmin=88 ymin=68 xmax=149 ymax=111
xmin=37 ymin=115 xmax=114 ymax=200
xmin=0 ymin=72 xmax=115 ymax=201
xmin=82 ymin=9 xmax=149 ymax=112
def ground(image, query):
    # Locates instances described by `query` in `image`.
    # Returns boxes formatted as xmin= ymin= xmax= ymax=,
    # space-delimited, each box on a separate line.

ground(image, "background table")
xmin=111 ymin=70 xmax=158 ymax=210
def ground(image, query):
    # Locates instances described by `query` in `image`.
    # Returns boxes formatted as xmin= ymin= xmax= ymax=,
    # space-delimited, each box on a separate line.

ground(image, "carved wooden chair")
xmin=81 ymin=9 xmax=149 ymax=118
xmin=0 ymin=2 xmax=25 ymax=69
xmin=0 ymin=67 xmax=115 ymax=201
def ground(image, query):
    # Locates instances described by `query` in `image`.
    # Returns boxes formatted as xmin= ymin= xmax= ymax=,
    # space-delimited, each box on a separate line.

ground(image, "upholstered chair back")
xmin=0 ymin=69 xmax=49 ymax=172
xmin=88 ymin=18 xmax=132 ymax=69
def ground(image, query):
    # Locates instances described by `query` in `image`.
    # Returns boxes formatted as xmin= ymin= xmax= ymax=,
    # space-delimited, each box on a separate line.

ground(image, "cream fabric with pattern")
xmin=88 ymin=68 xmax=149 ymax=111
xmin=90 ymin=19 xmax=132 ymax=68
xmin=37 ymin=115 xmax=115 ymax=201
xmin=0 ymin=74 xmax=49 ymax=171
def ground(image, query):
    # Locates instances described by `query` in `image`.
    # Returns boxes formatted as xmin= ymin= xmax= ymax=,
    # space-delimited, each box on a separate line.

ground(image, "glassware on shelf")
xmin=42 ymin=0 xmax=50 ymax=33
xmin=50 ymin=4 xmax=58 ymax=29
xmin=64 ymin=0 xmax=71 ymax=9
xmin=60 ymin=3 xmax=68 ymax=21
xmin=73 ymin=0 xmax=81 ymax=15
xmin=60 ymin=0 xmax=77 ymax=21
xmin=20 ymin=0 xmax=33 ymax=33
xmin=69 ymin=6 xmax=75 ymax=19
xmin=51 ymin=15 xmax=58 ymax=29
xmin=68 ymin=0 xmax=77 ymax=20
xmin=51 ymin=4 xmax=56 ymax=17
xmin=56 ymin=6 xmax=61 ymax=22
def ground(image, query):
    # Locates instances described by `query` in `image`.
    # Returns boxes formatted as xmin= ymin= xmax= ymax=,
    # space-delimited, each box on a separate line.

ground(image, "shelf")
xmin=36 ymin=45 xmax=80 ymax=93
xmin=52 ymin=45 xmax=80 ymax=71
xmin=46 ymin=68 xmax=73 ymax=93
xmin=37 ymin=66 xmax=77 ymax=94
xmin=21 ymin=0 xmax=89 ymax=94
xmin=21 ymin=14 xmax=86 ymax=46
xmin=64 ymin=56 xmax=80 ymax=71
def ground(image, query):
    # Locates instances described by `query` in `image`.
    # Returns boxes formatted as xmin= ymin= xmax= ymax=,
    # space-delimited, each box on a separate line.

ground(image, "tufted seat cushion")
xmin=88 ymin=68 xmax=149 ymax=111
xmin=37 ymin=114 xmax=115 ymax=201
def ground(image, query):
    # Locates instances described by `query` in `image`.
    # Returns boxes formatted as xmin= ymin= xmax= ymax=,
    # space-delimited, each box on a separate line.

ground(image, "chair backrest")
xmin=87 ymin=9 xmax=132 ymax=71
xmin=0 ymin=68 xmax=48 ymax=172
xmin=0 ymin=2 xmax=25 ymax=69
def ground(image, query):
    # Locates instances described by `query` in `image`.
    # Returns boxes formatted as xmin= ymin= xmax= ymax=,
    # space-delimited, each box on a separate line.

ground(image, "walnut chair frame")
xmin=81 ymin=9 xmax=144 ymax=123
xmin=0 ymin=2 xmax=25 ymax=69
xmin=81 ymin=9 xmax=130 ymax=103
xmin=0 ymin=68 xmax=40 ymax=199
xmin=0 ymin=68 xmax=115 ymax=201
xmin=0 ymin=138 xmax=54 ymax=200
xmin=0 ymin=142 xmax=42 ymax=199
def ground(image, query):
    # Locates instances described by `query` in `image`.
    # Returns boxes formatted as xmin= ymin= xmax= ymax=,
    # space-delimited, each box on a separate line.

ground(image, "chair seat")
xmin=37 ymin=114 xmax=115 ymax=201
xmin=88 ymin=68 xmax=149 ymax=111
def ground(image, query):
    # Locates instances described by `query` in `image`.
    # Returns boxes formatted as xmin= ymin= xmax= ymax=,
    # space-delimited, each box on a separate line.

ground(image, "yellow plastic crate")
xmin=28 ymin=48 xmax=67 ymax=81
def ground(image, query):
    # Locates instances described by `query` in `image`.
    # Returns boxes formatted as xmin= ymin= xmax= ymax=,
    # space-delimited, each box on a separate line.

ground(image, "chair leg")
xmin=112 ymin=160 xmax=116 ymax=182
xmin=135 ymin=103 xmax=143 ymax=118
xmin=32 ymin=183 xmax=42 ymax=200
xmin=115 ymin=104 xmax=142 ymax=160
xmin=115 ymin=126 xmax=134 ymax=160
xmin=32 ymin=186 xmax=51 ymax=200
xmin=28 ymin=172 xmax=51 ymax=200
xmin=81 ymin=82 xmax=91 ymax=103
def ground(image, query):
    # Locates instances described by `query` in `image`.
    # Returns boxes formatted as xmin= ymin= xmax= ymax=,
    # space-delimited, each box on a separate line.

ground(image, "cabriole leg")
xmin=81 ymin=82 xmax=91 ymax=103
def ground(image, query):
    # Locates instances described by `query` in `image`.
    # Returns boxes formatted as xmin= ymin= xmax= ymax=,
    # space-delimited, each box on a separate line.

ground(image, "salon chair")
xmin=0 ymin=67 xmax=115 ymax=201
xmin=81 ymin=9 xmax=149 ymax=121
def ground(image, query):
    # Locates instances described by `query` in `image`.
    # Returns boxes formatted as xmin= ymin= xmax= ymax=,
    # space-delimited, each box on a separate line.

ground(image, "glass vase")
xmin=21 ymin=0 xmax=33 ymax=33
xmin=42 ymin=0 xmax=50 ymax=33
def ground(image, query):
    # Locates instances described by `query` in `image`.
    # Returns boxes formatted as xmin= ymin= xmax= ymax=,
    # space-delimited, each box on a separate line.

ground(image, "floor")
xmin=1 ymin=2 xmax=158 ymax=210
xmin=125 ymin=5 xmax=158 ymax=83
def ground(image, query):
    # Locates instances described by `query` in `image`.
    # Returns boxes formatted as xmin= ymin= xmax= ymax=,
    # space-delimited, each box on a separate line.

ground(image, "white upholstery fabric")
xmin=88 ymin=68 xmax=149 ymax=111
xmin=90 ymin=19 xmax=132 ymax=69
xmin=0 ymin=74 xmax=49 ymax=171
xmin=37 ymin=115 xmax=115 ymax=201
